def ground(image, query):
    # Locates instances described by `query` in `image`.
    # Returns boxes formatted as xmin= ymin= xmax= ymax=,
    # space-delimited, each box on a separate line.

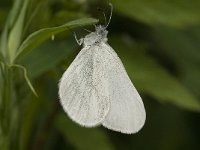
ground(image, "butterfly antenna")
xmin=105 ymin=3 xmax=113 ymax=28
xmin=97 ymin=8 xmax=107 ymax=26
xmin=103 ymin=11 xmax=107 ymax=26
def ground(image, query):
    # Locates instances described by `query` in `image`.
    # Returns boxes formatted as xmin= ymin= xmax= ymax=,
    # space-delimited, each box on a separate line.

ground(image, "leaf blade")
xmin=110 ymin=36 xmax=200 ymax=112
xmin=55 ymin=114 xmax=114 ymax=150
xmin=15 ymin=18 xmax=98 ymax=61
xmin=19 ymin=39 xmax=75 ymax=79
xmin=111 ymin=0 xmax=200 ymax=27
xmin=10 ymin=64 xmax=38 ymax=96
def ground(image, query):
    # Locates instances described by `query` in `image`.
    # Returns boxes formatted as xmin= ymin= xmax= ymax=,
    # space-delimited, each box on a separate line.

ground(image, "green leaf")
xmin=0 ymin=52 xmax=4 ymax=62
xmin=0 ymin=62 xmax=3 ymax=102
xmin=8 ymin=0 xmax=29 ymax=63
xmin=9 ymin=64 xmax=38 ymax=96
xmin=19 ymin=97 xmax=42 ymax=150
xmin=14 ymin=18 xmax=98 ymax=62
xmin=55 ymin=114 xmax=114 ymax=150
xmin=0 ymin=9 xmax=7 ymax=29
xmin=111 ymin=0 xmax=200 ymax=27
xmin=150 ymin=26 xmax=200 ymax=97
xmin=110 ymin=36 xmax=200 ymax=112
xmin=0 ymin=21 xmax=9 ymax=62
xmin=19 ymin=39 xmax=75 ymax=79
xmin=0 ymin=0 xmax=25 ymax=63
xmin=8 ymin=0 xmax=23 ymax=27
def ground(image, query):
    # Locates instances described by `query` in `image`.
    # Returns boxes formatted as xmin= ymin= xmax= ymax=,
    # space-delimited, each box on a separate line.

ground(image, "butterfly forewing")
xmin=59 ymin=46 xmax=110 ymax=127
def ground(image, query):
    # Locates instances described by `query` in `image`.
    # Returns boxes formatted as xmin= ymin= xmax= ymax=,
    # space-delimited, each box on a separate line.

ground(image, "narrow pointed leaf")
xmin=19 ymin=39 xmax=74 ymax=79
xmin=15 ymin=18 xmax=98 ymax=61
xmin=111 ymin=0 xmax=200 ymax=27
xmin=8 ymin=0 xmax=28 ymax=62
xmin=10 ymin=64 xmax=38 ymax=96
xmin=110 ymin=36 xmax=200 ymax=112
xmin=55 ymin=114 xmax=114 ymax=150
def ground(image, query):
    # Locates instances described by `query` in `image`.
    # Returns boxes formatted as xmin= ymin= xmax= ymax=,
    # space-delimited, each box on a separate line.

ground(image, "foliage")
xmin=0 ymin=0 xmax=200 ymax=150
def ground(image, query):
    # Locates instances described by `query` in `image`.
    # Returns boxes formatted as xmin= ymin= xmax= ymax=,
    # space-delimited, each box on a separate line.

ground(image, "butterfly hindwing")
xmin=100 ymin=43 xmax=146 ymax=134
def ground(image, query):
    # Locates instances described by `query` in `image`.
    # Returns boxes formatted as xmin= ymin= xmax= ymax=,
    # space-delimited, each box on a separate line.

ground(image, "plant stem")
xmin=0 ymin=64 xmax=12 ymax=150
xmin=1 ymin=65 xmax=20 ymax=150
xmin=2 ymin=65 xmax=10 ymax=134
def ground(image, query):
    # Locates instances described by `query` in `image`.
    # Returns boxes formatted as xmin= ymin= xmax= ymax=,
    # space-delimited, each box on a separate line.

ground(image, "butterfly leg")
xmin=80 ymin=26 xmax=92 ymax=33
xmin=73 ymin=32 xmax=83 ymax=45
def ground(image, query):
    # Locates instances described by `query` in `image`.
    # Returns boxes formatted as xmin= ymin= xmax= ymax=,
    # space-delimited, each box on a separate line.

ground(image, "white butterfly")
xmin=58 ymin=4 xmax=146 ymax=134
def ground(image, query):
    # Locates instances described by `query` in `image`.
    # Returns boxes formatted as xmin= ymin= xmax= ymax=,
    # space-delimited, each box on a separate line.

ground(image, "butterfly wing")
xmin=101 ymin=43 xmax=146 ymax=134
xmin=59 ymin=46 xmax=110 ymax=127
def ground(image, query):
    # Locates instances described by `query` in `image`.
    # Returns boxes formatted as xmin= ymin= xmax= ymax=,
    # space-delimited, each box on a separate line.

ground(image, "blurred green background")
xmin=0 ymin=0 xmax=200 ymax=150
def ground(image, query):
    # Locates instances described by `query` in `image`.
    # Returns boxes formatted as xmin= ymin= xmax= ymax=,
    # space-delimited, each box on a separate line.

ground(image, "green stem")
xmin=0 ymin=64 xmax=12 ymax=150
xmin=1 ymin=65 xmax=10 ymax=134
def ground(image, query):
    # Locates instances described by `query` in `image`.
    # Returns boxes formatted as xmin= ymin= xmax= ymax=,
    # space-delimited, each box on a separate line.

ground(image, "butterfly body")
xmin=80 ymin=25 xmax=108 ymax=47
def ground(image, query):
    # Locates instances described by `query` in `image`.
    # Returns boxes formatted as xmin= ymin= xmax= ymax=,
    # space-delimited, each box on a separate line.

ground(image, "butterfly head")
xmin=93 ymin=2 xmax=113 ymax=41
xmin=95 ymin=25 xmax=108 ymax=40
xmin=95 ymin=25 xmax=108 ymax=35
xmin=81 ymin=3 xmax=113 ymax=46
xmin=83 ymin=25 xmax=108 ymax=46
